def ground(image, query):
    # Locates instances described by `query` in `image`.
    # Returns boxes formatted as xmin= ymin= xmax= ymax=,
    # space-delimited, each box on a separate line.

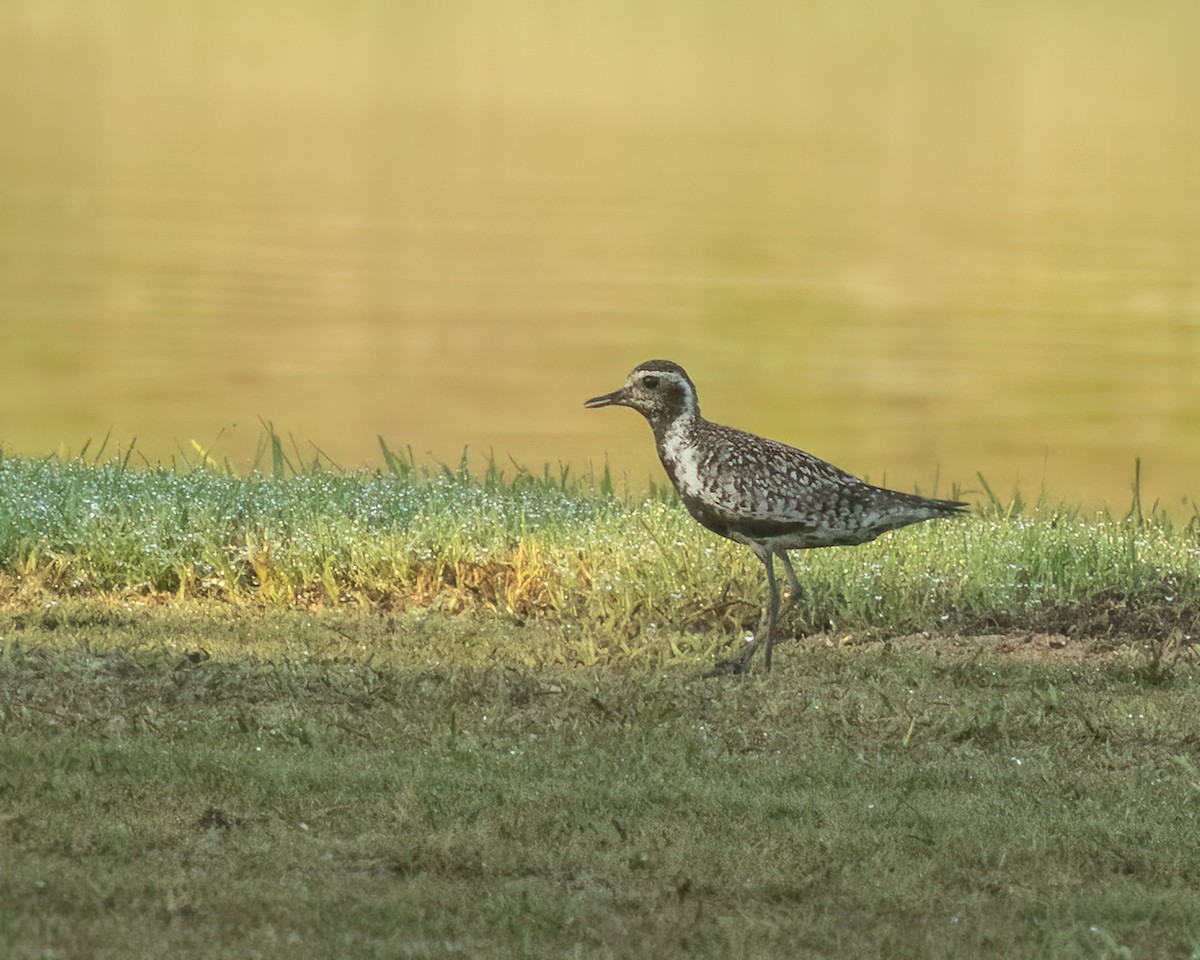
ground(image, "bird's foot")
xmin=702 ymin=635 xmax=761 ymax=678
xmin=702 ymin=656 xmax=749 ymax=679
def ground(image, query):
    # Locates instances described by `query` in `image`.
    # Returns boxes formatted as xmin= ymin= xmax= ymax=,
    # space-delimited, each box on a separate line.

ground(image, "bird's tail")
xmin=903 ymin=492 xmax=970 ymax=518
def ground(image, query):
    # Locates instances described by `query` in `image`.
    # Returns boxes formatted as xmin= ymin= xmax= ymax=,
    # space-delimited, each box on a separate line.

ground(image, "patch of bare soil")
xmin=809 ymin=628 xmax=1198 ymax=675
xmin=800 ymin=590 xmax=1200 ymax=666
xmin=821 ymin=631 xmax=1120 ymax=663
xmin=974 ymin=590 xmax=1200 ymax=644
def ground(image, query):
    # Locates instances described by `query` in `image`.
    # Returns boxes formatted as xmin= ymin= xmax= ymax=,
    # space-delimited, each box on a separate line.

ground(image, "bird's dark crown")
xmin=632 ymin=359 xmax=691 ymax=379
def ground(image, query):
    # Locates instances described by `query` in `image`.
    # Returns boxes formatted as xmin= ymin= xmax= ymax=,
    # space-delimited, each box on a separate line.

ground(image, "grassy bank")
xmin=1 ymin=448 xmax=1199 ymax=653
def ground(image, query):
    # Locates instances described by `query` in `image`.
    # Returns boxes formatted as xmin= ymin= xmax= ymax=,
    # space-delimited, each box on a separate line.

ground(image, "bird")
xmin=584 ymin=359 xmax=966 ymax=674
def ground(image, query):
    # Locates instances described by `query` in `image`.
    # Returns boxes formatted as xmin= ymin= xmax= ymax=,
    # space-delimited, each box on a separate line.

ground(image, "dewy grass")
xmin=0 ymin=444 xmax=1199 ymax=649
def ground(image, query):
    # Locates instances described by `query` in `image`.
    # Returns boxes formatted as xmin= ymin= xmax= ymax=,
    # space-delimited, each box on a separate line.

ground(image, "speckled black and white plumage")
xmin=585 ymin=359 xmax=966 ymax=674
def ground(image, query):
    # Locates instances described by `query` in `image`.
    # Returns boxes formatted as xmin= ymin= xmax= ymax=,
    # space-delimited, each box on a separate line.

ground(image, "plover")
xmin=585 ymin=359 xmax=966 ymax=673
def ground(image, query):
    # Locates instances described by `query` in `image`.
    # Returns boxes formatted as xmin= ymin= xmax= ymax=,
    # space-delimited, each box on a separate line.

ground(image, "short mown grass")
xmin=2 ymin=443 xmax=1200 ymax=957
xmin=1 ymin=609 xmax=1199 ymax=959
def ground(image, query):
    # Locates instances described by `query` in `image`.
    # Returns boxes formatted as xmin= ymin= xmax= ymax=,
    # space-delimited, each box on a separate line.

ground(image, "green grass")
xmin=1 ymin=608 xmax=1199 ymax=959
xmin=1 ymin=446 xmax=1199 ymax=651
xmin=2 ymin=446 xmax=1200 ymax=957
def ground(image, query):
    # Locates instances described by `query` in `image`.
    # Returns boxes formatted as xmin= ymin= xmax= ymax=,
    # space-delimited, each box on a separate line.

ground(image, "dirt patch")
xmin=957 ymin=589 xmax=1200 ymax=644
xmin=812 ymin=629 xmax=1195 ymax=667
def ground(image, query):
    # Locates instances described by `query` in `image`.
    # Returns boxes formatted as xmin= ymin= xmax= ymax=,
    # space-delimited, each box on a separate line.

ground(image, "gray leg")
xmin=735 ymin=548 xmax=779 ymax=673
xmin=706 ymin=545 xmax=782 ymax=677
xmin=761 ymin=551 xmax=781 ymax=671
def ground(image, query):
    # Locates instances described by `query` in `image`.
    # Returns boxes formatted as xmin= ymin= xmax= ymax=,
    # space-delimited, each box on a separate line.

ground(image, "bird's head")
xmin=584 ymin=359 xmax=699 ymax=428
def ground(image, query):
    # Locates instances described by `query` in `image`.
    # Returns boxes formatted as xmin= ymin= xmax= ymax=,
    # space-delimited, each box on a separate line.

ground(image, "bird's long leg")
xmin=761 ymin=551 xmax=781 ymax=671
xmin=777 ymin=550 xmax=805 ymax=619
xmin=735 ymin=549 xmax=779 ymax=673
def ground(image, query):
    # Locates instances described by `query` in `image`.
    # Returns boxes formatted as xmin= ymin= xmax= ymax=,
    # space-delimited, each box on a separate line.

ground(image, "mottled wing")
xmin=683 ymin=423 xmax=958 ymax=547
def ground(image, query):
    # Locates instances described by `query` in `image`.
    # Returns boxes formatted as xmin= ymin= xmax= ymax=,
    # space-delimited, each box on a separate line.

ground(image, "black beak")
xmin=584 ymin=388 xmax=628 ymax=409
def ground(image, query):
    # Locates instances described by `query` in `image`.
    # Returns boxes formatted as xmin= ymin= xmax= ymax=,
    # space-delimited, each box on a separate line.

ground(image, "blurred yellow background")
xmin=1 ymin=1 xmax=1198 ymax=507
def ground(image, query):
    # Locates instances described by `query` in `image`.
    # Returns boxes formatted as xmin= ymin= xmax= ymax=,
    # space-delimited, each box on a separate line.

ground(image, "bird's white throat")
xmin=659 ymin=415 xmax=705 ymax=498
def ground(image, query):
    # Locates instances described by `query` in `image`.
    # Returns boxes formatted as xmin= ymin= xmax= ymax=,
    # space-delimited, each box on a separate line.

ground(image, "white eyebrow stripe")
xmin=678 ymin=376 xmax=696 ymax=410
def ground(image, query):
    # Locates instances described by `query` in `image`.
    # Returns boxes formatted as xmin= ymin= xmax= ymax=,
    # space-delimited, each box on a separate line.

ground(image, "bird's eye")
xmin=641 ymin=375 xmax=660 ymax=389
